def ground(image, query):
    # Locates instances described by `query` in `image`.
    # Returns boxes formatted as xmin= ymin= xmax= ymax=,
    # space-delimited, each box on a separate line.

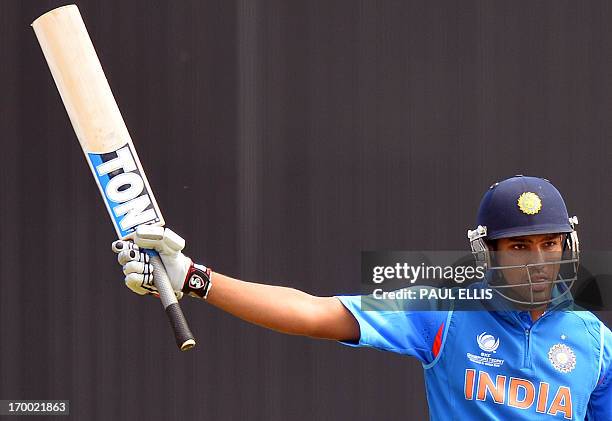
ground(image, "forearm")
xmin=113 ymin=229 xmax=360 ymax=341
xmin=204 ymin=272 xmax=358 ymax=340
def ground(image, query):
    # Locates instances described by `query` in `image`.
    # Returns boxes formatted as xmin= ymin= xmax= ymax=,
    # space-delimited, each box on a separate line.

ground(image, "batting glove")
xmin=112 ymin=226 xmax=212 ymax=299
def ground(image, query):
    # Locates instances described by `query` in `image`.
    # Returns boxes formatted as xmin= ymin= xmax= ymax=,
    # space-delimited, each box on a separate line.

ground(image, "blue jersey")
xmin=336 ymin=289 xmax=612 ymax=420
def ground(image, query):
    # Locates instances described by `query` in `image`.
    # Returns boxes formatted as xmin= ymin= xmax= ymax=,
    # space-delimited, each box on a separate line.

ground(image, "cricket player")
xmin=113 ymin=175 xmax=611 ymax=420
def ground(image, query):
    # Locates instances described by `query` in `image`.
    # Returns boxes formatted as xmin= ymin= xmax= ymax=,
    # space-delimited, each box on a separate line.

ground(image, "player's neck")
xmin=530 ymin=310 xmax=545 ymax=321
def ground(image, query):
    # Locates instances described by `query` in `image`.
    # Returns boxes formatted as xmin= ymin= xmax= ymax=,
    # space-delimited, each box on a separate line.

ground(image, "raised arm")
xmin=113 ymin=226 xmax=359 ymax=342
xmin=206 ymin=272 xmax=358 ymax=340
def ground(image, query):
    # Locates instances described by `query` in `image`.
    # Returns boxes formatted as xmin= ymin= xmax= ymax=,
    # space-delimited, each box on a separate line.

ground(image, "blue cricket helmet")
xmin=476 ymin=175 xmax=573 ymax=240
xmin=467 ymin=175 xmax=580 ymax=306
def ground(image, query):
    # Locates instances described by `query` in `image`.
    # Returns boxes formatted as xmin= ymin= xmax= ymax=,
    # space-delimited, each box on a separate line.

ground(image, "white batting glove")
xmin=133 ymin=225 xmax=192 ymax=290
xmin=112 ymin=226 xmax=212 ymax=299
xmin=112 ymin=241 xmax=183 ymax=298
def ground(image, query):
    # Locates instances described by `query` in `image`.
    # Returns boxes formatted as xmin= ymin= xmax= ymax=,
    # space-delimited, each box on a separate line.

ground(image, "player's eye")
xmin=511 ymin=244 xmax=527 ymax=250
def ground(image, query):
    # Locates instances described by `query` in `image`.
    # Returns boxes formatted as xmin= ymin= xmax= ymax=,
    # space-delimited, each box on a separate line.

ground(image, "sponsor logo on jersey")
xmin=548 ymin=344 xmax=576 ymax=374
xmin=88 ymin=143 xmax=160 ymax=237
xmin=464 ymin=369 xmax=573 ymax=419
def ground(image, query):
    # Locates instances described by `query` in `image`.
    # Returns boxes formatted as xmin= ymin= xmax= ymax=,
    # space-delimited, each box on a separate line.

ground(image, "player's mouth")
xmin=530 ymin=275 xmax=552 ymax=292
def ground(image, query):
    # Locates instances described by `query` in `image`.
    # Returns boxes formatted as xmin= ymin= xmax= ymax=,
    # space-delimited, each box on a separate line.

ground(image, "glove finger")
xmin=123 ymin=260 xmax=151 ymax=276
xmin=134 ymin=225 xmax=165 ymax=249
xmin=117 ymin=248 xmax=142 ymax=266
xmin=136 ymin=250 xmax=150 ymax=264
xmin=125 ymin=280 xmax=149 ymax=295
xmin=135 ymin=225 xmax=165 ymax=239
xmin=112 ymin=240 xmax=138 ymax=254
xmin=162 ymin=229 xmax=185 ymax=252
xmin=125 ymin=272 xmax=157 ymax=294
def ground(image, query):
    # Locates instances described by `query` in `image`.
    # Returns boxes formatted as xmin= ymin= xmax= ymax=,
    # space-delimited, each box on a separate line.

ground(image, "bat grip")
xmin=148 ymin=252 xmax=196 ymax=351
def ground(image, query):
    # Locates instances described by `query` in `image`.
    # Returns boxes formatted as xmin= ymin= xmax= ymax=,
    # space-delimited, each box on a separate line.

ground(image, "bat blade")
xmin=32 ymin=4 xmax=195 ymax=351
xmin=32 ymin=4 xmax=162 ymax=239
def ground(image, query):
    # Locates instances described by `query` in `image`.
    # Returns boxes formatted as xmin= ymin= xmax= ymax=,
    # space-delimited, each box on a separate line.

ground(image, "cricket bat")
xmin=32 ymin=5 xmax=196 ymax=351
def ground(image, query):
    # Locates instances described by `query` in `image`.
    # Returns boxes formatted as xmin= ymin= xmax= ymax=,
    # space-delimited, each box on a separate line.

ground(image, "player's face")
xmin=494 ymin=233 xmax=564 ymax=305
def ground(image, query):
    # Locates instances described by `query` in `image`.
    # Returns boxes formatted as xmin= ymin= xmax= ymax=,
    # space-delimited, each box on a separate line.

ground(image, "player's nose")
xmin=528 ymin=247 xmax=547 ymax=264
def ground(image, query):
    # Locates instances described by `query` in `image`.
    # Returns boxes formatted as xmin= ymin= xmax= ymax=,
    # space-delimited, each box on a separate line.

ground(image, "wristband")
xmin=183 ymin=263 xmax=213 ymax=299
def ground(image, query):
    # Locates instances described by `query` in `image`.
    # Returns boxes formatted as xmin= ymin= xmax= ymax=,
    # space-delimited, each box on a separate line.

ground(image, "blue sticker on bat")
xmin=87 ymin=143 xmax=161 ymax=238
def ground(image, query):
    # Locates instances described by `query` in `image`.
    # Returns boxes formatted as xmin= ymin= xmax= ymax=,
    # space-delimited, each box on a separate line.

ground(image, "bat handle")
xmin=148 ymin=252 xmax=196 ymax=351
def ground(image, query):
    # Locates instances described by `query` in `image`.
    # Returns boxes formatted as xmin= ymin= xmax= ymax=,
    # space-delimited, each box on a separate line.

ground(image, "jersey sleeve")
xmin=586 ymin=322 xmax=612 ymax=420
xmin=335 ymin=287 xmax=450 ymax=364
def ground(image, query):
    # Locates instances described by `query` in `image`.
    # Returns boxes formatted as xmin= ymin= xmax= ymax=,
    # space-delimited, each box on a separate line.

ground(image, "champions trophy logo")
xmin=477 ymin=332 xmax=500 ymax=353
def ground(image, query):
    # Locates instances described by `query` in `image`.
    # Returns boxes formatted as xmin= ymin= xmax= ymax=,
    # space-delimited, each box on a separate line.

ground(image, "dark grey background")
xmin=1 ymin=1 xmax=611 ymax=420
